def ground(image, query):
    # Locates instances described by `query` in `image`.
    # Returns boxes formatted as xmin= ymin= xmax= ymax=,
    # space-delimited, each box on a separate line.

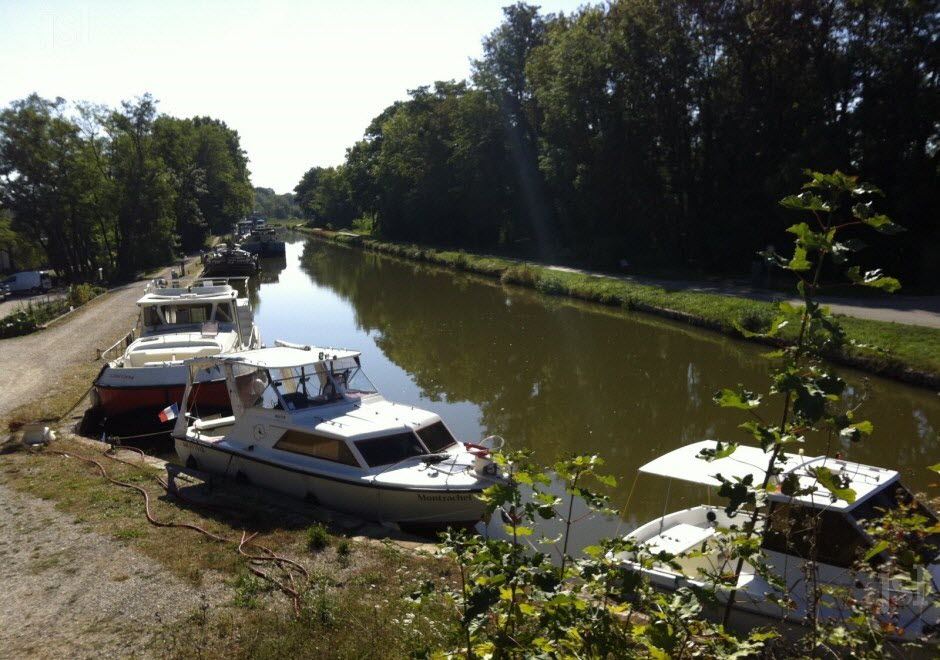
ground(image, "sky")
xmin=1 ymin=0 xmax=587 ymax=194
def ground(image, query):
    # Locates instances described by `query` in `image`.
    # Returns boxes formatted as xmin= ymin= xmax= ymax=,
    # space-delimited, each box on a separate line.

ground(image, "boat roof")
xmin=186 ymin=345 xmax=360 ymax=370
xmin=138 ymin=280 xmax=241 ymax=305
xmin=299 ymin=398 xmax=440 ymax=441
xmin=640 ymin=440 xmax=900 ymax=511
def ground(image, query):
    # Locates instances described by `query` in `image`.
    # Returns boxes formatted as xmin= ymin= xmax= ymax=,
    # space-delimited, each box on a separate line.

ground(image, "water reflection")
xmin=249 ymin=236 xmax=940 ymax=543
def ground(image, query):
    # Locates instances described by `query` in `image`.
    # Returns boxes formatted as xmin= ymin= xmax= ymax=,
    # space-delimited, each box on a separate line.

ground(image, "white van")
xmin=3 ymin=271 xmax=52 ymax=295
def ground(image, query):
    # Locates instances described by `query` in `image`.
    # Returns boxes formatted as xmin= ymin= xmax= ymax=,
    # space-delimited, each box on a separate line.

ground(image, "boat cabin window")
xmin=417 ymin=422 xmax=458 ymax=452
xmin=355 ymin=432 xmax=426 ymax=467
xmin=274 ymin=431 xmax=360 ymax=467
xmin=162 ymin=304 xmax=213 ymax=324
xmin=762 ymin=502 xmax=870 ymax=568
xmin=215 ymin=302 xmax=234 ymax=323
xmin=145 ymin=303 xmax=219 ymax=327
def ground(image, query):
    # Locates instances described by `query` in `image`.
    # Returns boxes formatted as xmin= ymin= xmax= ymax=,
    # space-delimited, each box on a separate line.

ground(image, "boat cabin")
xmin=139 ymin=280 xmax=242 ymax=331
xmin=178 ymin=344 xmax=463 ymax=472
xmin=636 ymin=440 xmax=939 ymax=568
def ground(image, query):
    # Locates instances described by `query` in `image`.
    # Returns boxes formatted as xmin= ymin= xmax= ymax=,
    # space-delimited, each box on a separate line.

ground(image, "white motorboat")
xmin=618 ymin=440 xmax=940 ymax=641
xmin=173 ymin=342 xmax=503 ymax=529
xmin=92 ymin=278 xmax=261 ymax=418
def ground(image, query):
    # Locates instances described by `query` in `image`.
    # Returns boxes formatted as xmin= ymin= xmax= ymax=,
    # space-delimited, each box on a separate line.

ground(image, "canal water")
xmin=246 ymin=234 xmax=939 ymax=549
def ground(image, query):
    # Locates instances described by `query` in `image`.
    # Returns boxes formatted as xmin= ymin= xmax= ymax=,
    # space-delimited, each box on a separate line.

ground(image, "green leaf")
xmin=698 ymin=441 xmax=739 ymax=462
xmin=810 ymin=466 xmax=856 ymax=503
xmin=847 ymin=266 xmax=901 ymax=292
xmin=595 ymin=473 xmax=617 ymax=488
xmin=739 ymin=422 xmax=778 ymax=451
xmin=786 ymin=222 xmax=829 ymax=250
xmin=928 ymin=463 xmax=940 ymax=474
xmin=780 ymin=193 xmax=829 ymax=212
xmin=788 ymin=246 xmax=812 ymax=272
xmin=864 ymin=540 xmax=890 ymax=562
xmin=714 ymin=387 xmax=761 ymax=410
xmin=861 ymin=214 xmax=905 ymax=235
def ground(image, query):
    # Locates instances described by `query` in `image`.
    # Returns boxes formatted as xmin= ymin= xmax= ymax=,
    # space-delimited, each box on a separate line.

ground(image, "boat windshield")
xmin=355 ymin=431 xmax=426 ymax=467
xmin=417 ymin=421 xmax=458 ymax=452
xmin=326 ymin=357 xmax=377 ymax=397
xmin=143 ymin=302 xmax=235 ymax=328
xmin=851 ymin=484 xmax=940 ymax=551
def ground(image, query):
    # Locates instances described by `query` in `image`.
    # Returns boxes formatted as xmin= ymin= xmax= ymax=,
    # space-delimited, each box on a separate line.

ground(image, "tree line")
xmin=253 ymin=187 xmax=299 ymax=220
xmin=295 ymin=0 xmax=938 ymax=288
xmin=0 ymin=93 xmax=253 ymax=281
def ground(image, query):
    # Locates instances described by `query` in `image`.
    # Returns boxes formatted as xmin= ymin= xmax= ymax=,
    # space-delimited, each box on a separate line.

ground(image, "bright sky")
xmin=1 ymin=0 xmax=586 ymax=194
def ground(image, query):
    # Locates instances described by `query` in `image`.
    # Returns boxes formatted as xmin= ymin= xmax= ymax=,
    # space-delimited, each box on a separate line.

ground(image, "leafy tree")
xmin=297 ymin=0 xmax=940 ymax=288
xmin=253 ymin=187 xmax=299 ymax=220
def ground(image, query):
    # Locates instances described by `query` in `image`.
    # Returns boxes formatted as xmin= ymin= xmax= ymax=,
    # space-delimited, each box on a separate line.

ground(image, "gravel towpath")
xmin=0 ymin=271 xmax=182 ymax=420
xmin=0 ymin=477 xmax=222 ymax=658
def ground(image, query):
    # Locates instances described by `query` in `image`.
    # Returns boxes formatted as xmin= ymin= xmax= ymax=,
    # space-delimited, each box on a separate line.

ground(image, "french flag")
xmin=158 ymin=403 xmax=179 ymax=423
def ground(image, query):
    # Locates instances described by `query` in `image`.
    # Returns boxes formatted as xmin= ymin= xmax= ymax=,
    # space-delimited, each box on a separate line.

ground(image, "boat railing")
xmin=98 ymin=329 xmax=136 ymax=361
xmin=144 ymin=277 xmax=249 ymax=296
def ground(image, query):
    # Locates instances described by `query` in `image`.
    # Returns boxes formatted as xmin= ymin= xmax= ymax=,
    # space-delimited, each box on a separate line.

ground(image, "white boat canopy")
xmin=638 ymin=440 xmax=786 ymax=487
xmin=639 ymin=440 xmax=900 ymax=511
xmin=184 ymin=344 xmax=361 ymax=372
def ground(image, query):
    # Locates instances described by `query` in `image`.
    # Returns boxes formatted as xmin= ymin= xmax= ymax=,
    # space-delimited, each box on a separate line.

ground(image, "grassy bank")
xmin=298 ymin=227 xmax=940 ymax=388
xmin=0 ymin=436 xmax=459 ymax=657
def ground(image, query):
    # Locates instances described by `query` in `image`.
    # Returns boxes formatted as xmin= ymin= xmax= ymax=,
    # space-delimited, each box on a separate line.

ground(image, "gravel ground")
xmin=0 ymin=262 xmax=220 ymax=659
xmin=0 ymin=269 xmax=185 ymax=420
xmin=0 ymin=478 xmax=224 ymax=658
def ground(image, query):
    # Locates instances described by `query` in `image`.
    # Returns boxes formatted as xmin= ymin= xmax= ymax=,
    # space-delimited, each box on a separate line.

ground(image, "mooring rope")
xmin=39 ymin=446 xmax=309 ymax=613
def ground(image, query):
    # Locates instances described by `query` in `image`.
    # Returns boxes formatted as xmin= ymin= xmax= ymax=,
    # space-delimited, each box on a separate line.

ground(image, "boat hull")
xmin=93 ymin=364 xmax=236 ymax=417
xmin=176 ymin=437 xmax=486 ymax=528
xmin=621 ymin=505 xmax=940 ymax=643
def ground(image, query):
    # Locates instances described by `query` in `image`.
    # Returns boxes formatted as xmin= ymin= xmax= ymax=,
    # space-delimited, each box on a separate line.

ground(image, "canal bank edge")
xmin=296 ymin=227 xmax=940 ymax=390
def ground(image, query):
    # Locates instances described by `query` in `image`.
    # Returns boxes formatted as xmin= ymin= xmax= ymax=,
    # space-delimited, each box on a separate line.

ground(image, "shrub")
xmin=68 ymin=283 xmax=105 ymax=307
xmin=0 ymin=299 xmax=71 ymax=339
xmin=306 ymin=523 xmax=330 ymax=551
xmin=500 ymin=263 xmax=539 ymax=287
xmin=535 ymin=274 xmax=567 ymax=296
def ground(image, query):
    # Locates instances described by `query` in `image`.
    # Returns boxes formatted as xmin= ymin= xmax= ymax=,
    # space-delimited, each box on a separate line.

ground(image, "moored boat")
xmin=92 ymin=278 xmax=261 ymax=420
xmin=173 ymin=342 xmax=504 ymax=529
xmin=239 ymin=226 xmax=285 ymax=257
xmin=202 ymin=245 xmax=259 ymax=276
xmin=617 ymin=440 xmax=940 ymax=641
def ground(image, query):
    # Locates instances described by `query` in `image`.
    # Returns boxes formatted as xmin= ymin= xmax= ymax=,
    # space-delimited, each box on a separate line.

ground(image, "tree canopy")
xmin=0 ymin=93 xmax=253 ymax=280
xmin=295 ymin=0 xmax=939 ymax=288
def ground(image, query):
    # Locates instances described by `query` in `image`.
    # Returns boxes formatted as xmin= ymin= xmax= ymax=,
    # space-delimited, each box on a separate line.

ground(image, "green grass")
xmin=0 ymin=437 xmax=463 ymax=658
xmin=298 ymin=227 xmax=940 ymax=386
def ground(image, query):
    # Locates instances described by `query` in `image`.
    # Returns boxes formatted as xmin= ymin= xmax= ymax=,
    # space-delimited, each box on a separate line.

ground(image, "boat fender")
xmin=464 ymin=442 xmax=490 ymax=458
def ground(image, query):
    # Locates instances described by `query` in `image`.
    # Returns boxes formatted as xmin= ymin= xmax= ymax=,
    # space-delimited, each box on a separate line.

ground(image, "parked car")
xmin=2 ymin=271 xmax=52 ymax=295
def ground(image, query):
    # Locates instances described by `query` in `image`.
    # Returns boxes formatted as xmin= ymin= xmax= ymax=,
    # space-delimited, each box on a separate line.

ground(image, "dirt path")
xmin=0 ymin=262 xmax=202 ymax=420
xmin=544 ymin=265 xmax=940 ymax=329
xmin=0 ymin=282 xmax=142 ymax=420
xmin=0 ymin=477 xmax=223 ymax=658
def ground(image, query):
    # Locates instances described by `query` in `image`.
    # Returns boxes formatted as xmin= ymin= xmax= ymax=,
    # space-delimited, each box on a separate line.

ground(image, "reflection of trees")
xmin=300 ymin=242 xmax=757 ymax=461
xmin=298 ymin=240 xmax=940 ymax=491
xmin=259 ymin=256 xmax=287 ymax=283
